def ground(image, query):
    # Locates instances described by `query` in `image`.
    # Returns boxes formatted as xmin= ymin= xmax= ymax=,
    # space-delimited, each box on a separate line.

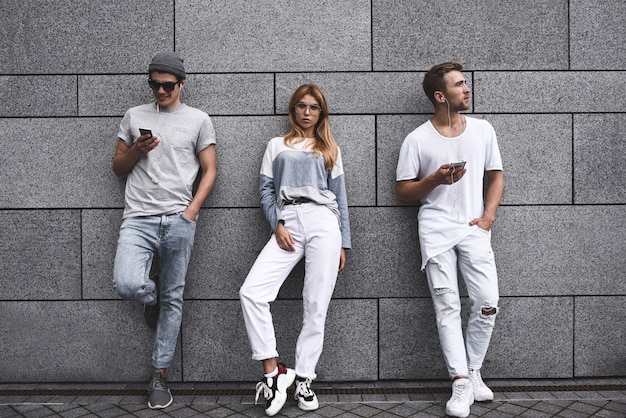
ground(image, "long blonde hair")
xmin=284 ymin=84 xmax=338 ymax=171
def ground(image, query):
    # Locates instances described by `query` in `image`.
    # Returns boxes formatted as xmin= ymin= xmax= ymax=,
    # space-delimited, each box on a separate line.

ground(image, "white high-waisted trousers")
xmin=239 ymin=202 xmax=342 ymax=380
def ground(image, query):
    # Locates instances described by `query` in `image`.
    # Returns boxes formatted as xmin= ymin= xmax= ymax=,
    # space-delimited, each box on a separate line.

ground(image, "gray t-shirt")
xmin=117 ymin=103 xmax=216 ymax=218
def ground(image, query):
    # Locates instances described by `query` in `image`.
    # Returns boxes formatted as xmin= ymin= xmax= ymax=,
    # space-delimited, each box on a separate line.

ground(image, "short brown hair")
xmin=422 ymin=62 xmax=463 ymax=106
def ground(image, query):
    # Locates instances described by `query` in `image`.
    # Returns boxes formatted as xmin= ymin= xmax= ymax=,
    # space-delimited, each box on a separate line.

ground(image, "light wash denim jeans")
xmin=113 ymin=213 xmax=196 ymax=370
xmin=425 ymin=227 xmax=499 ymax=379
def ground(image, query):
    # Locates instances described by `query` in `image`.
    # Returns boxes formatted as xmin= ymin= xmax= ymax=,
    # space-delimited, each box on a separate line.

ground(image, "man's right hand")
xmin=134 ymin=133 xmax=160 ymax=155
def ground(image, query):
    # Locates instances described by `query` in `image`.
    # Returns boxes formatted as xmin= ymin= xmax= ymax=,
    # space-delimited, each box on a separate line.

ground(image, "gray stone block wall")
xmin=0 ymin=0 xmax=624 ymax=383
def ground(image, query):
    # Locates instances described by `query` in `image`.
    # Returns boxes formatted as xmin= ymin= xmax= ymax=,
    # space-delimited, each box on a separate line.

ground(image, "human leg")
xmin=294 ymin=204 xmax=342 ymax=380
xmin=239 ymin=225 xmax=304 ymax=362
xmin=113 ymin=217 xmax=159 ymax=305
xmin=151 ymin=214 xmax=196 ymax=370
xmin=457 ymin=228 xmax=499 ymax=401
xmin=240 ymin=207 xmax=303 ymax=416
xmin=426 ymin=248 xmax=474 ymax=417
xmin=292 ymin=205 xmax=341 ymax=411
xmin=425 ymin=249 xmax=468 ymax=378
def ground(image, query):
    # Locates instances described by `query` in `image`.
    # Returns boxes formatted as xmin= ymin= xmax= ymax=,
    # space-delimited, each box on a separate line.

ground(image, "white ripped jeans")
xmin=239 ymin=203 xmax=341 ymax=380
xmin=425 ymin=228 xmax=499 ymax=379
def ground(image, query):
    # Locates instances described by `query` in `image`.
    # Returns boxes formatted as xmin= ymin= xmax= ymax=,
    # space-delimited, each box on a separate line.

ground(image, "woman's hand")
xmin=338 ymin=248 xmax=346 ymax=272
xmin=275 ymin=222 xmax=296 ymax=252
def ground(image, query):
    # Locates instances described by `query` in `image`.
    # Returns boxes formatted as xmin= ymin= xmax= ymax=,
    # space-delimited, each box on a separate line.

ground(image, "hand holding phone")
xmin=136 ymin=128 xmax=159 ymax=154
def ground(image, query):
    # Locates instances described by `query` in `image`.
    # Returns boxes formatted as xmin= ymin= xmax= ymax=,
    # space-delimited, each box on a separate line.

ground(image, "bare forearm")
xmin=112 ymin=146 xmax=141 ymax=176
xmin=186 ymin=168 xmax=216 ymax=216
xmin=396 ymin=175 xmax=439 ymax=203
xmin=483 ymin=171 xmax=504 ymax=221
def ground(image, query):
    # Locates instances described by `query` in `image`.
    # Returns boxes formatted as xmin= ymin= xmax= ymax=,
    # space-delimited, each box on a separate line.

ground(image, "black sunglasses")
xmin=148 ymin=79 xmax=180 ymax=92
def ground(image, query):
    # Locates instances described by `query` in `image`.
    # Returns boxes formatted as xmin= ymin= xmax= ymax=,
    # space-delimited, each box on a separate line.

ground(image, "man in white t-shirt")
xmin=396 ymin=62 xmax=504 ymax=418
xmin=112 ymin=52 xmax=217 ymax=410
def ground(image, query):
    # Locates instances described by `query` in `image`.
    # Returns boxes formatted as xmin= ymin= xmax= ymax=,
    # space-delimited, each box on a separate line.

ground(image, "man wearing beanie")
xmin=112 ymin=51 xmax=217 ymax=410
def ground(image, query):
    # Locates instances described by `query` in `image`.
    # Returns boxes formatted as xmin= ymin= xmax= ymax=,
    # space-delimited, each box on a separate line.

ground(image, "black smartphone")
xmin=139 ymin=128 xmax=152 ymax=138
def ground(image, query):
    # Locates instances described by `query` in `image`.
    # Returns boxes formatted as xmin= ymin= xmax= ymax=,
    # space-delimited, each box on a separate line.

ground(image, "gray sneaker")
xmin=148 ymin=371 xmax=172 ymax=409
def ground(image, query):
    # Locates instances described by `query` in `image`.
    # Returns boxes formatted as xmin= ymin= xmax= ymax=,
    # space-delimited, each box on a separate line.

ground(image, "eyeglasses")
xmin=294 ymin=103 xmax=322 ymax=114
xmin=148 ymin=79 xmax=180 ymax=92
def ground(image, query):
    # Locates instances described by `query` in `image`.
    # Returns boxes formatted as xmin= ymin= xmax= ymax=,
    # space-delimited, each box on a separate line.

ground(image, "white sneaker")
xmin=294 ymin=377 xmax=319 ymax=411
xmin=254 ymin=363 xmax=295 ymax=416
xmin=446 ymin=378 xmax=474 ymax=418
xmin=469 ymin=369 xmax=494 ymax=401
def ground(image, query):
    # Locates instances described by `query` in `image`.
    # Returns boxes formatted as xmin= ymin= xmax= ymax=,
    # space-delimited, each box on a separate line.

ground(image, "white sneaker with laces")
xmin=294 ymin=377 xmax=319 ymax=411
xmin=469 ymin=369 xmax=494 ymax=401
xmin=254 ymin=364 xmax=295 ymax=416
xmin=446 ymin=378 xmax=474 ymax=418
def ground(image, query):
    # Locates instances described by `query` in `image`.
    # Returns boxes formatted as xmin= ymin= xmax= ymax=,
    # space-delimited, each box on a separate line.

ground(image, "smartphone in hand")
xmin=139 ymin=128 xmax=152 ymax=138
xmin=450 ymin=161 xmax=466 ymax=169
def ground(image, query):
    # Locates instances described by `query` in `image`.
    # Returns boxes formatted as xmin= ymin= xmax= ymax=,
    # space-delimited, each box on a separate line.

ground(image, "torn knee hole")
xmin=433 ymin=287 xmax=454 ymax=296
xmin=481 ymin=306 xmax=497 ymax=316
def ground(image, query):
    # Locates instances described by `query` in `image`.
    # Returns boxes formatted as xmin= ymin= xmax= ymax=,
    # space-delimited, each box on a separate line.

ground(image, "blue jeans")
xmin=113 ymin=213 xmax=196 ymax=370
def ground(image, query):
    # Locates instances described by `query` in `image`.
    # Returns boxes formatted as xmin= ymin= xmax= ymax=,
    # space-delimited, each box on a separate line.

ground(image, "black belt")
xmin=284 ymin=198 xmax=311 ymax=205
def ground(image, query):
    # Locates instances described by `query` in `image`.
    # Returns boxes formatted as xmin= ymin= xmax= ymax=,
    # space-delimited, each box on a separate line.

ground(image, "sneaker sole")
xmin=148 ymin=397 xmax=173 ymax=410
xmin=297 ymin=399 xmax=319 ymax=411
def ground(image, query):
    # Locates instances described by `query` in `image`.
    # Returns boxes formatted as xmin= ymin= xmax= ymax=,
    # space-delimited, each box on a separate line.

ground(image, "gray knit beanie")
xmin=148 ymin=52 xmax=186 ymax=80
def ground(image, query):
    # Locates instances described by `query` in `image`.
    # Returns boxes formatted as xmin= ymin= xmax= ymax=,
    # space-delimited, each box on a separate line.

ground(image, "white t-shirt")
xmin=396 ymin=116 xmax=503 ymax=270
xmin=117 ymin=103 xmax=216 ymax=218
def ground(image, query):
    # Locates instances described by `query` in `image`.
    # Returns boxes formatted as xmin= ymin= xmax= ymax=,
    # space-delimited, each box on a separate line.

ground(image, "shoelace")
xmin=452 ymin=382 xmax=470 ymax=400
xmin=470 ymin=370 xmax=487 ymax=388
xmin=254 ymin=380 xmax=272 ymax=405
xmin=295 ymin=378 xmax=314 ymax=399
xmin=149 ymin=374 xmax=168 ymax=392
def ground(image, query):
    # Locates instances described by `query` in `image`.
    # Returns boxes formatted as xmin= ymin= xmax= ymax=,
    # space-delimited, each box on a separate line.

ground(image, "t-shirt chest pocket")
xmin=170 ymin=127 xmax=197 ymax=164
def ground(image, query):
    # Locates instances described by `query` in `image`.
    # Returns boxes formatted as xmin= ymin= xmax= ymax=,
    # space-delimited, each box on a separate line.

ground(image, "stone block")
xmin=182 ymin=299 xmax=378 ymax=381
xmin=493 ymin=206 xmax=626 ymax=296
xmin=380 ymin=297 xmax=574 ymax=380
xmin=210 ymin=115 xmax=375 ymax=208
xmin=488 ymin=297 xmax=574 ymax=378
xmin=0 ymin=301 xmax=181 ymax=382
xmin=336 ymin=207 xmax=426 ymax=297
xmin=208 ymin=116 xmax=289 ymax=208
xmin=487 ymin=114 xmax=572 ymax=205
xmin=276 ymin=207 xmax=427 ymax=299
xmin=79 ymin=75 xmax=153 ymax=117
xmin=176 ymin=0 xmax=371 ymax=72
xmin=0 ymin=0 xmax=172 ymax=74
xmin=0 ymin=118 xmax=125 ymax=208
xmin=185 ymin=209 xmax=271 ymax=299
xmin=184 ymin=74 xmax=275 ymax=116
xmin=181 ymin=300 xmax=256 ymax=381
xmin=574 ymin=114 xmax=626 ymax=204
xmin=186 ymin=207 xmax=425 ymax=300
xmin=372 ymin=0 xmax=568 ymax=70
xmin=474 ymin=71 xmax=626 ymax=113
xmin=575 ymin=296 xmax=626 ymax=376
xmin=570 ymin=0 xmax=626 ymax=69
xmin=0 ymin=210 xmax=81 ymax=300
xmin=379 ymin=298 xmax=446 ymax=379
xmin=376 ymin=115 xmax=431 ymax=206
xmin=79 ymin=74 xmax=275 ymax=117
xmin=276 ymin=73 xmax=426 ymax=114
xmin=82 ymin=210 xmax=123 ymax=300
xmin=0 ymin=76 xmax=76 ymax=117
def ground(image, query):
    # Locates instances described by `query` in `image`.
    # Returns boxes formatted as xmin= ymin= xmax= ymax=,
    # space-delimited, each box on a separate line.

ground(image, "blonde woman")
xmin=239 ymin=84 xmax=351 ymax=416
